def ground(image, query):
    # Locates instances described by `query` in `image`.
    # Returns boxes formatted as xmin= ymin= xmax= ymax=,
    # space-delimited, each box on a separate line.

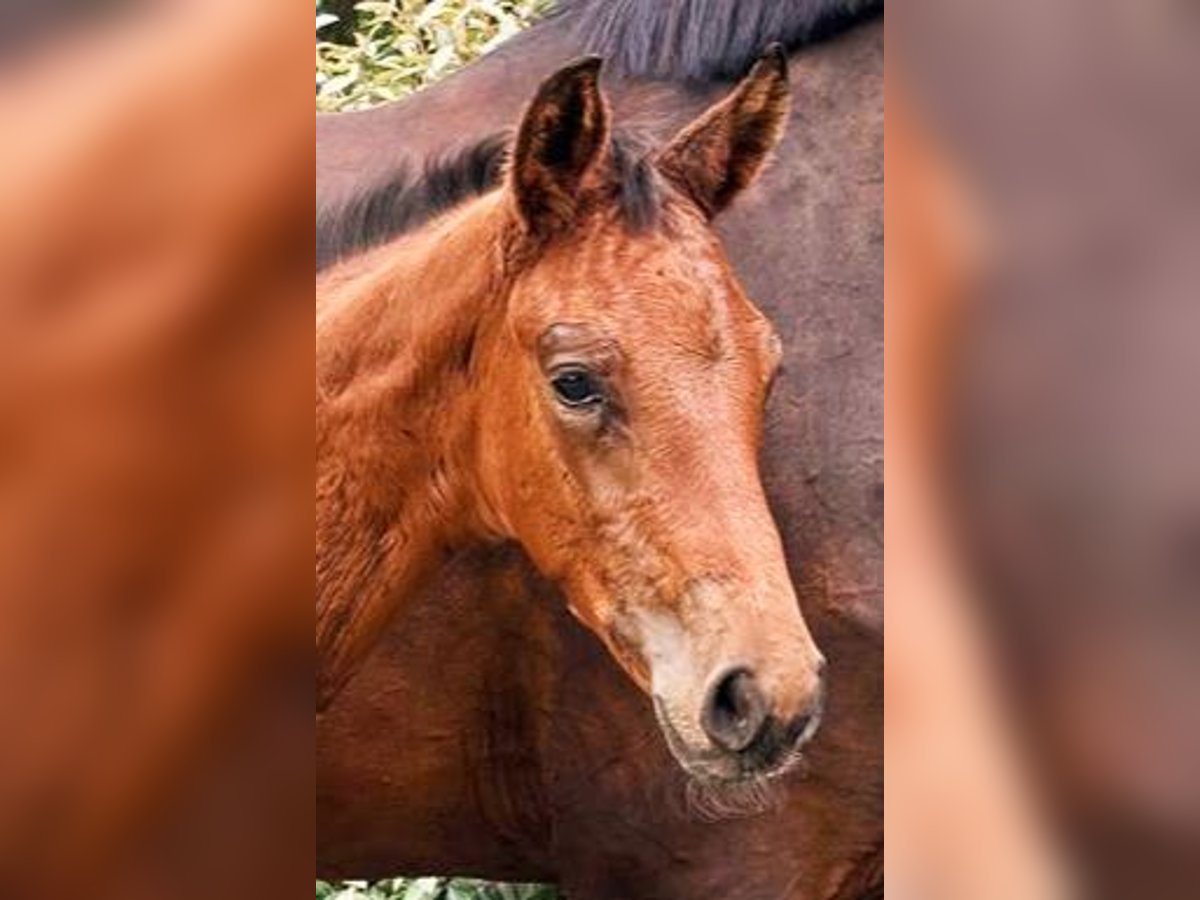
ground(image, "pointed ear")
xmin=655 ymin=46 xmax=790 ymax=218
xmin=510 ymin=56 xmax=610 ymax=237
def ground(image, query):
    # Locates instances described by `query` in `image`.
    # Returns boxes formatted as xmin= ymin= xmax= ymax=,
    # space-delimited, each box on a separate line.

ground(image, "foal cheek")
xmin=499 ymin=437 xmax=593 ymax=579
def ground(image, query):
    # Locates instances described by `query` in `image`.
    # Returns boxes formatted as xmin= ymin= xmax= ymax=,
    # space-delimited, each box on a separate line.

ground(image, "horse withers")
xmin=316 ymin=50 xmax=825 ymax=782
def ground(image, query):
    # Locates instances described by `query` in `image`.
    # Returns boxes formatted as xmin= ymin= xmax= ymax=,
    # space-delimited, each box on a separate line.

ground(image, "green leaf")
xmin=400 ymin=877 xmax=446 ymax=900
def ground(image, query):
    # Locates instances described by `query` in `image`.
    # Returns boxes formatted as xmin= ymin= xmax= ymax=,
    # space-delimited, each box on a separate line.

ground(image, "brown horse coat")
xmin=317 ymin=5 xmax=882 ymax=898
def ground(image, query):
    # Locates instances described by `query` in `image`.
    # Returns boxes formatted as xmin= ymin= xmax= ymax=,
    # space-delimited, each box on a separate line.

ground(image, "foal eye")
xmin=550 ymin=367 xmax=603 ymax=408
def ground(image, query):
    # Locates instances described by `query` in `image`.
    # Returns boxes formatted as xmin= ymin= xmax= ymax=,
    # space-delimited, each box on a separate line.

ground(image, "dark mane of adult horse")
xmin=316 ymin=2 xmax=882 ymax=898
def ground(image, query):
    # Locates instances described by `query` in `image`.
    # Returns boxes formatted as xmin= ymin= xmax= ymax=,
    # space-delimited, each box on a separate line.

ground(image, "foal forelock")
xmin=316 ymin=131 xmax=665 ymax=272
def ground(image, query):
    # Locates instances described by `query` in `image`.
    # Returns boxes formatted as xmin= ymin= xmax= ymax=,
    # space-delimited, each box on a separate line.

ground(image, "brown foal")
xmin=316 ymin=50 xmax=825 ymax=782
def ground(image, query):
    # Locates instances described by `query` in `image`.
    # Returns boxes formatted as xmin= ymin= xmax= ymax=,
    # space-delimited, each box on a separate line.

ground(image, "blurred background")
xmin=887 ymin=1 xmax=1200 ymax=898
xmin=0 ymin=3 xmax=313 ymax=899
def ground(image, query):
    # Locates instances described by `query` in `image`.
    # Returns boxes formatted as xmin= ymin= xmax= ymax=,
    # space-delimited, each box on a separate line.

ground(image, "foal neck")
xmin=315 ymin=193 xmax=510 ymax=708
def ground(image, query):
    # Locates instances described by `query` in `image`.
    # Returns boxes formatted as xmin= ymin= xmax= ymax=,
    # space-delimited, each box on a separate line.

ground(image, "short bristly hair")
xmin=316 ymin=131 xmax=663 ymax=271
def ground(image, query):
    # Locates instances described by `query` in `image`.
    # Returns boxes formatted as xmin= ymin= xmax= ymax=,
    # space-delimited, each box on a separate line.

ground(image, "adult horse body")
xmin=317 ymin=2 xmax=882 ymax=897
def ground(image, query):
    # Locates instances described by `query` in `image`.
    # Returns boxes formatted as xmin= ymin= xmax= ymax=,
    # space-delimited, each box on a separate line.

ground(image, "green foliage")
xmin=315 ymin=878 xmax=560 ymax=900
xmin=316 ymin=0 xmax=552 ymax=112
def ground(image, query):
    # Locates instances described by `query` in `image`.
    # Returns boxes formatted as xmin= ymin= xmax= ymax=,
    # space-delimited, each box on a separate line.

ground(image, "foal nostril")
xmin=786 ymin=680 xmax=826 ymax=749
xmin=701 ymin=668 xmax=768 ymax=753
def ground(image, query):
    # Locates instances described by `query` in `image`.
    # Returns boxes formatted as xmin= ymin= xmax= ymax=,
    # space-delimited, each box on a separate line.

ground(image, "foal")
xmin=317 ymin=50 xmax=825 ymax=782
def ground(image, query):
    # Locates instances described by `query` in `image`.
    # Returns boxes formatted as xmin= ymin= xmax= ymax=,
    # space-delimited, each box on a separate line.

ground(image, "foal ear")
xmin=510 ymin=56 xmax=610 ymax=237
xmin=655 ymin=46 xmax=790 ymax=218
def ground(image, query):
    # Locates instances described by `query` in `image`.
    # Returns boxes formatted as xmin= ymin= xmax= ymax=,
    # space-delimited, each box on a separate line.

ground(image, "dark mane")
xmin=317 ymin=131 xmax=662 ymax=271
xmin=316 ymin=136 xmax=506 ymax=271
xmin=556 ymin=0 xmax=883 ymax=80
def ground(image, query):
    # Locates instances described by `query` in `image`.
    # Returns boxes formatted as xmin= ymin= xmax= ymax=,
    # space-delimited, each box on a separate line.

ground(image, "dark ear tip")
xmin=561 ymin=55 xmax=604 ymax=81
xmin=534 ymin=55 xmax=604 ymax=101
xmin=757 ymin=43 xmax=788 ymax=79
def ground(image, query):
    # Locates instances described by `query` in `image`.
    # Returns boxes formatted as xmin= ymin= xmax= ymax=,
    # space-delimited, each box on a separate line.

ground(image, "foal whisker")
xmin=683 ymin=770 xmax=786 ymax=822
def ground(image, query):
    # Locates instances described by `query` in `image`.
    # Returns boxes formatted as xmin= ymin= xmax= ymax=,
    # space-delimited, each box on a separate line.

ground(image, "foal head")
xmin=471 ymin=51 xmax=824 ymax=782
